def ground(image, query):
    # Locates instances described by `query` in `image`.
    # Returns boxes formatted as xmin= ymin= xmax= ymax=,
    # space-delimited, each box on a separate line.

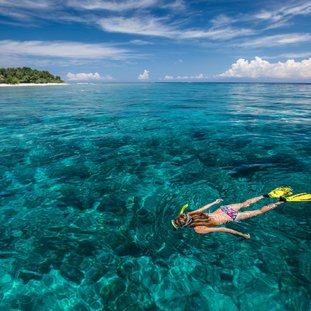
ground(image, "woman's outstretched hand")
xmin=215 ymin=198 xmax=223 ymax=204
xmin=243 ymin=234 xmax=251 ymax=239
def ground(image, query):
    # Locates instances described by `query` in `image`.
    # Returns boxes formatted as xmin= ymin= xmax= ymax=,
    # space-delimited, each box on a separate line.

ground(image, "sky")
xmin=1 ymin=0 xmax=311 ymax=82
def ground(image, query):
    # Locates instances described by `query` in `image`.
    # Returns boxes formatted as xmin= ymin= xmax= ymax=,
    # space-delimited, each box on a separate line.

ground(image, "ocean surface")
xmin=0 ymin=83 xmax=310 ymax=311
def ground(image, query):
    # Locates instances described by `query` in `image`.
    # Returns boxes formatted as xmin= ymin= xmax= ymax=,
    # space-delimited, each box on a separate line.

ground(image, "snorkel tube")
xmin=179 ymin=203 xmax=189 ymax=214
xmin=171 ymin=204 xmax=189 ymax=230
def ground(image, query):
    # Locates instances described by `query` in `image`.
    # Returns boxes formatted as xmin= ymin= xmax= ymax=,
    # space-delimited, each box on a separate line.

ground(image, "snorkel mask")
xmin=171 ymin=204 xmax=189 ymax=230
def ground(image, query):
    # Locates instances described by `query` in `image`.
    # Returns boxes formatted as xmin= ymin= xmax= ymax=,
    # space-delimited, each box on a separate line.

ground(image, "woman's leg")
xmin=236 ymin=201 xmax=284 ymax=221
xmin=229 ymin=195 xmax=265 ymax=211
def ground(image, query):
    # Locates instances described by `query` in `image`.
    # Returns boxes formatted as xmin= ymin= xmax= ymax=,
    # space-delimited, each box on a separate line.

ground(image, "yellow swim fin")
xmin=266 ymin=187 xmax=293 ymax=198
xmin=284 ymin=193 xmax=311 ymax=202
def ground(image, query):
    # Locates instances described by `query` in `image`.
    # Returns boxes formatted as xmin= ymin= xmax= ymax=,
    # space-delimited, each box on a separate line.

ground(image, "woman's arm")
xmin=189 ymin=199 xmax=223 ymax=215
xmin=194 ymin=226 xmax=250 ymax=239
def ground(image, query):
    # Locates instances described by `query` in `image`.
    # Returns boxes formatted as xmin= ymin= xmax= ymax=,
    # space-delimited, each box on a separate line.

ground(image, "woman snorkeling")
xmin=171 ymin=187 xmax=311 ymax=239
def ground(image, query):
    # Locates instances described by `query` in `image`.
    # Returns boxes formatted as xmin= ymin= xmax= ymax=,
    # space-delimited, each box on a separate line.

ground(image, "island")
xmin=0 ymin=67 xmax=64 ymax=84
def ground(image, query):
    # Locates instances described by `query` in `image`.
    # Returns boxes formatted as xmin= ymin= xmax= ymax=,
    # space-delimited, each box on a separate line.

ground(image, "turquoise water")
xmin=0 ymin=83 xmax=310 ymax=311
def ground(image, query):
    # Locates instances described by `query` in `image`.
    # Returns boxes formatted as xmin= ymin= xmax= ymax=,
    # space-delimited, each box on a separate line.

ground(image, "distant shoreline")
xmin=0 ymin=83 xmax=67 ymax=87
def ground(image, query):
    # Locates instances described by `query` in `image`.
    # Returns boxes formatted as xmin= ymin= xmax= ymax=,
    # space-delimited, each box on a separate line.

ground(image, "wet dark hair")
xmin=174 ymin=212 xmax=212 ymax=228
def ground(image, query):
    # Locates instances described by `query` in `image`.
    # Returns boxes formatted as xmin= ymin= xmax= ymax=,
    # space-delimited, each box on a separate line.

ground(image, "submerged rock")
xmin=100 ymin=277 xmax=126 ymax=301
xmin=278 ymin=273 xmax=301 ymax=292
xmin=60 ymin=264 xmax=85 ymax=285
xmin=114 ymin=241 xmax=144 ymax=257
xmin=17 ymin=270 xmax=43 ymax=284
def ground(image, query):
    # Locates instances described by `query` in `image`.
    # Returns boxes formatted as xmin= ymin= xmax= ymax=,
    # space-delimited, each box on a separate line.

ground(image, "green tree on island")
xmin=0 ymin=67 xmax=64 ymax=84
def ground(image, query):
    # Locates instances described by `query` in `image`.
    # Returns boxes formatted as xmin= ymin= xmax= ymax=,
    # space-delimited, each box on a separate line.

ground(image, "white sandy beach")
xmin=0 ymin=83 xmax=68 ymax=87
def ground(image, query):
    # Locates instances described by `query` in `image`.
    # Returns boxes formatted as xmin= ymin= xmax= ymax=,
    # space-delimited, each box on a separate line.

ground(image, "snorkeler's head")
xmin=172 ymin=213 xmax=192 ymax=230
xmin=171 ymin=204 xmax=190 ymax=230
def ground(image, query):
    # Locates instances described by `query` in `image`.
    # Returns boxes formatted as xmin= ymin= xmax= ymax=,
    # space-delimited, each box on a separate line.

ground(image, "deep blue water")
xmin=0 ymin=83 xmax=310 ymax=311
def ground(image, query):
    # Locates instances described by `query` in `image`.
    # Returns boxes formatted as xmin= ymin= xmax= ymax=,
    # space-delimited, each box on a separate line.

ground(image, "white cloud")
xmin=138 ymin=69 xmax=150 ymax=80
xmin=130 ymin=39 xmax=154 ymax=45
xmin=255 ymin=2 xmax=311 ymax=23
xmin=67 ymin=0 xmax=185 ymax=12
xmin=181 ymin=27 xmax=255 ymax=40
xmin=102 ymin=74 xmax=114 ymax=81
xmin=0 ymin=2 xmax=251 ymax=42
xmin=0 ymin=40 xmax=129 ymax=60
xmin=0 ymin=1 xmax=258 ymax=42
xmin=0 ymin=0 xmax=162 ymax=14
xmin=97 ymin=16 xmax=254 ymax=40
xmin=163 ymin=73 xmax=207 ymax=81
xmin=219 ymin=57 xmax=311 ymax=79
xmin=67 ymin=72 xmax=102 ymax=81
xmin=0 ymin=0 xmax=53 ymax=12
xmin=67 ymin=0 xmax=158 ymax=11
xmin=280 ymin=52 xmax=311 ymax=59
xmin=0 ymin=0 xmax=59 ymax=21
xmin=2 ymin=0 xmax=310 ymax=49
xmin=98 ymin=16 xmax=176 ymax=38
xmin=0 ymin=0 xmax=186 ymax=25
xmin=242 ymin=2 xmax=311 ymax=30
xmin=193 ymin=73 xmax=205 ymax=79
xmin=211 ymin=14 xmax=235 ymax=27
xmin=241 ymin=33 xmax=311 ymax=48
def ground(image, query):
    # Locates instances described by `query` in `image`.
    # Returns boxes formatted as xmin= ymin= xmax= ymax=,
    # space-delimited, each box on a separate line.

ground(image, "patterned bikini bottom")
xmin=220 ymin=205 xmax=239 ymax=221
